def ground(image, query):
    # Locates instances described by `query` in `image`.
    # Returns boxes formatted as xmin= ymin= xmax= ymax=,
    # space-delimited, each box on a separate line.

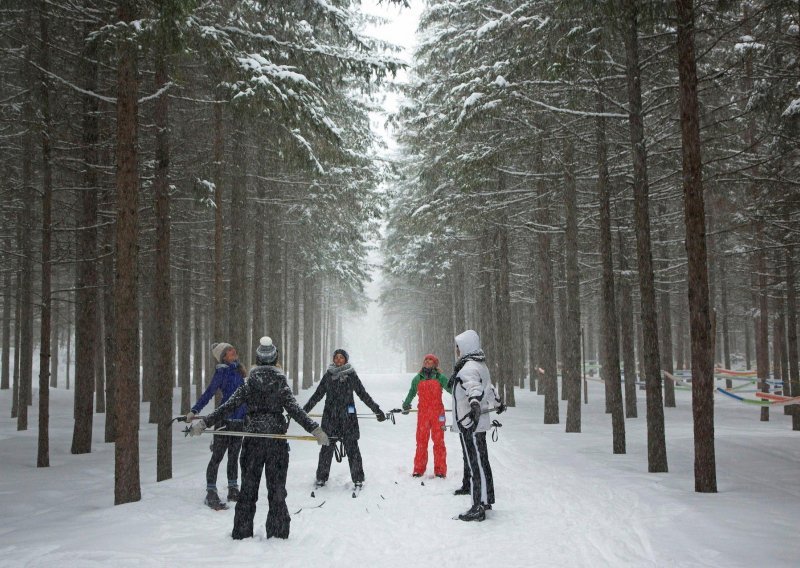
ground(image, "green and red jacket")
xmin=403 ymin=370 xmax=451 ymax=415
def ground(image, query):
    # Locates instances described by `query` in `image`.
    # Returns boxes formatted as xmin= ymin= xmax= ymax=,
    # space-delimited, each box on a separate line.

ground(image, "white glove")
xmin=312 ymin=427 xmax=330 ymax=446
xmin=190 ymin=419 xmax=207 ymax=437
xmin=185 ymin=411 xmax=196 ymax=423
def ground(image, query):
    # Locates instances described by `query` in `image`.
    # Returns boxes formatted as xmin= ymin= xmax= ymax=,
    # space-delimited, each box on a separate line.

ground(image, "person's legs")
xmin=205 ymin=429 xmax=228 ymax=491
xmin=264 ymin=440 xmax=291 ymax=539
xmin=232 ymin=438 xmax=265 ymax=539
xmin=461 ymin=431 xmax=482 ymax=507
xmin=344 ymin=437 xmax=365 ymax=483
xmin=456 ymin=431 xmax=470 ymax=492
xmin=225 ymin=421 xmax=244 ymax=495
xmin=476 ymin=432 xmax=494 ymax=506
xmin=413 ymin=415 xmax=431 ymax=475
xmin=431 ymin=413 xmax=447 ymax=476
xmin=315 ymin=443 xmax=335 ymax=483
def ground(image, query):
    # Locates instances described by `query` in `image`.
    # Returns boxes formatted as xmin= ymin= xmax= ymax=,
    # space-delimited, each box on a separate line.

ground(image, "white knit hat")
xmin=211 ymin=342 xmax=233 ymax=363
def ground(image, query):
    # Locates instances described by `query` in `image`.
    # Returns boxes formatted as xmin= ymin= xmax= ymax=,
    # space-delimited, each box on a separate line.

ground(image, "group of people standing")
xmin=186 ymin=329 xmax=503 ymax=540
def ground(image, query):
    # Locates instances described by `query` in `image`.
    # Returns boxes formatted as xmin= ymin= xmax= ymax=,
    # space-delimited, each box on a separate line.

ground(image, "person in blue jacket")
xmin=185 ymin=341 xmax=247 ymax=509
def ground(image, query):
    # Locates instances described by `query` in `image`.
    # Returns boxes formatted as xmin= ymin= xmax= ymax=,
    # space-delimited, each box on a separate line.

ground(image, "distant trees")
xmin=0 ymin=0 xmax=401 ymax=503
xmin=383 ymin=0 xmax=800 ymax=489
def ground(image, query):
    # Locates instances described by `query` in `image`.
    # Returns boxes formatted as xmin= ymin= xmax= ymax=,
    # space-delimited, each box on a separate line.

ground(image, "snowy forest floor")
xmin=0 ymin=373 xmax=798 ymax=568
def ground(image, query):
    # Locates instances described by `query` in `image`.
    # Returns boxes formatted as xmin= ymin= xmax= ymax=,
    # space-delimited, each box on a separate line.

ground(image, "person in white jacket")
xmin=450 ymin=329 xmax=499 ymax=522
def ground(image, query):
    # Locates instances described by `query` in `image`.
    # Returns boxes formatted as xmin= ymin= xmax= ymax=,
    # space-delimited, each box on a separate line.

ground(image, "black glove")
xmin=469 ymin=400 xmax=481 ymax=424
xmin=496 ymin=402 xmax=507 ymax=414
xmin=401 ymin=404 xmax=411 ymax=415
xmin=376 ymin=411 xmax=387 ymax=422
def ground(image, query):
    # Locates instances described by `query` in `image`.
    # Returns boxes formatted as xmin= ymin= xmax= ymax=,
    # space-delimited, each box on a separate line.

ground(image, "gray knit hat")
xmin=211 ymin=342 xmax=233 ymax=363
xmin=255 ymin=336 xmax=278 ymax=365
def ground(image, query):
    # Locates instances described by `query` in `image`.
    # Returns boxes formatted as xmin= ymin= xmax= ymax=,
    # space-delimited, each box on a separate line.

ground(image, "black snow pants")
xmin=207 ymin=419 xmax=243 ymax=488
xmin=315 ymin=436 xmax=364 ymax=483
xmin=232 ymin=437 xmax=291 ymax=540
xmin=459 ymin=430 xmax=495 ymax=508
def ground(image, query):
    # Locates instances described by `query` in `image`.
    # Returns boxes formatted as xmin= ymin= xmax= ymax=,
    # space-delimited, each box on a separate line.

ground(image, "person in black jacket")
xmin=303 ymin=349 xmax=386 ymax=488
xmin=191 ymin=337 xmax=329 ymax=540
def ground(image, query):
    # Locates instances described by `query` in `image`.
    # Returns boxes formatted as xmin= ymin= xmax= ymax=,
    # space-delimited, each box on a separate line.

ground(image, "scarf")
xmin=328 ymin=362 xmax=355 ymax=380
xmin=448 ymin=350 xmax=486 ymax=390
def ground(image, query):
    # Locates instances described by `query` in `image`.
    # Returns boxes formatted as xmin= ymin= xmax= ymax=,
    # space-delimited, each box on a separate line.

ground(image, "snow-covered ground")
xmin=0 ymin=373 xmax=798 ymax=568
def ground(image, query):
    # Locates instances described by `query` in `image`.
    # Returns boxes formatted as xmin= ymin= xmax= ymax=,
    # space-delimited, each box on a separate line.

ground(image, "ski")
xmin=293 ymin=500 xmax=326 ymax=515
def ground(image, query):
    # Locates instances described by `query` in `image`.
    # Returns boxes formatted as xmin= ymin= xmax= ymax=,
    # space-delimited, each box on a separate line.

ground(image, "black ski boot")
xmin=453 ymin=486 xmax=470 ymax=496
xmin=205 ymin=490 xmax=227 ymax=510
xmin=458 ymin=504 xmax=485 ymax=522
xmin=227 ymin=486 xmax=240 ymax=502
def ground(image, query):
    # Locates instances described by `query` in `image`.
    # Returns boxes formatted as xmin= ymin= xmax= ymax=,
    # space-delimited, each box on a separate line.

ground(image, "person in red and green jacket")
xmin=402 ymin=353 xmax=452 ymax=477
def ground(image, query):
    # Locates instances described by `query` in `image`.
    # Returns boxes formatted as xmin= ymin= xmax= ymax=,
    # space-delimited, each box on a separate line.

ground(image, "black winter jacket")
xmin=205 ymin=365 xmax=318 ymax=435
xmin=303 ymin=367 xmax=382 ymax=440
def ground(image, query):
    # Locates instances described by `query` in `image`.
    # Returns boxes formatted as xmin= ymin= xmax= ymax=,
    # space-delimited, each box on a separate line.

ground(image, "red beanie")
xmin=423 ymin=353 xmax=439 ymax=367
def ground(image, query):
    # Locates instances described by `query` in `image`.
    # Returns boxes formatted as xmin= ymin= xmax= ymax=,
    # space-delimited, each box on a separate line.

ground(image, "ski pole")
xmin=181 ymin=426 xmax=338 ymax=442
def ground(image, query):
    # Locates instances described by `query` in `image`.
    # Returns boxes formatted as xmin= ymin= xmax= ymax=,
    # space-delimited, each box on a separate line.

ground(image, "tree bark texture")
xmin=676 ymin=0 xmax=716 ymax=492
xmin=114 ymin=0 xmax=142 ymax=504
xmin=623 ymin=0 xmax=667 ymax=472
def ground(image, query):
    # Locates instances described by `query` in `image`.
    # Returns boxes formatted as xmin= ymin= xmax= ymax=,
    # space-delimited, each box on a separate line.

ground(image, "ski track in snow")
xmin=1 ymin=372 xmax=799 ymax=567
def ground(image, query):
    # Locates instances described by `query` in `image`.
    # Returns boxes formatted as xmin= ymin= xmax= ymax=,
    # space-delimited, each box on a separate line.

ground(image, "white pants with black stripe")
xmin=459 ymin=430 xmax=495 ymax=508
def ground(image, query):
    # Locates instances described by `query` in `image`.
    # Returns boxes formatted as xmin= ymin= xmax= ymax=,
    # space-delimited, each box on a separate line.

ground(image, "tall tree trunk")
xmin=72 ymin=21 xmax=99 ymax=453
xmin=557 ymin=251 xmax=567 ymax=400
xmin=17 ymin=5 xmax=35 ymax=431
xmin=677 ymin=0 xmax=715 ymax=491
xmin=2 ymin=271 xmax=11 ymax=390
xmin=102 ymin=190 xmax=117 ymax=443
xmin=564 ymin=141 xmax=581 ymax=432
xmin=12 ymin=270 xmax=21 ymax=418
xmin=623 ymin=0 xmax=667 ymax=472
xmin=251 ymin=204 xmax=265 ymax=351
xmin=228 ymin=135 xmax=248 ymax=352
xmin=193 ymin=307 xmax=203 ymax=400
xmin=153 ymin=38 xmax=173 ymax=482
xmin=528 ymin=298 xmax=538 ymax=392
xmin=618 ymin=230 xmax=638 ymax=418
xmin=179 ymin=241 xmax=191 ymax=414
xmin=50 ymin=290 xmax=59 ymax=389
xmin=212 ymin=102 xmax=225 ymax=341
xmin=719 ymin=248 xmax=732 ymax=378
xmin=786 ymin=246 xmax=800 ymax=430
xmin=37 ymin=0 xmax=53 ymax=467
xmin=595 ymin=94 xmax=625 ymax=452
xmin=302 ymin=277 xmax=314 ymax=389
xmin=495 ymin=214 xmax=515 ymax=406
xmin=95 ymin=289 xmax=105 ymax=413
xmin=755 ymin=231 xmax=770 ymax=423
xmin=291 ymin=265 xmax=300 ymax=393
xmin=534 ymin=155 xmax=558 ymax=425
xmin=114 ymin=0 xmax=142 ymax=504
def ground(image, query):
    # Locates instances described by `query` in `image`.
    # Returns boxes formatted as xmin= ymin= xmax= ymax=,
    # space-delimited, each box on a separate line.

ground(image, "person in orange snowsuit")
xmin=401 ymin=354 xmax=452 ymax=477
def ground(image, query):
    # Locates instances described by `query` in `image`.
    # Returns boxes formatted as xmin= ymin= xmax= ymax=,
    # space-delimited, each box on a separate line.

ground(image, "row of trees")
xmin=382 ymin=0 xmax=800 ymax=492
xmin=0 ymin=0 xmax=402 ymax=503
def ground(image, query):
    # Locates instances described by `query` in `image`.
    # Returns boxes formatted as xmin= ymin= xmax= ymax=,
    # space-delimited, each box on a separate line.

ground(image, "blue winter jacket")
xmin=192 ymin=362 xmax=247 ymax=420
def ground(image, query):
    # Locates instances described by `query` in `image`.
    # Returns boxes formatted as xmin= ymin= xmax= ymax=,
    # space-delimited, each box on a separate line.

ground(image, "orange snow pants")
xmin=413 ymin=411 xmax=447 ymax=476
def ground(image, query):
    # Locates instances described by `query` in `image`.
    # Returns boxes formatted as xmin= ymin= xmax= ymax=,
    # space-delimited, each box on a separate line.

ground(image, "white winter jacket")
xmin=451 ymin=330 xmax=499 ymax=433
